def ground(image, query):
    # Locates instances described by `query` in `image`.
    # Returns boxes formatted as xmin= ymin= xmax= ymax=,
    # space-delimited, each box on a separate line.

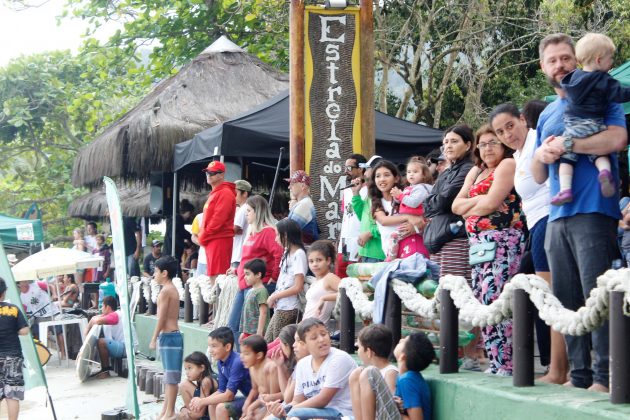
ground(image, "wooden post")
xmin=198 ymin=297 xmax=208 ymax=326
xmin=184 ymin=282 xmax=193 ymax=323
xmin=147 ymin=296 xmax=157 ymax=316
xmin=513 ymin=289 xmax=534 ymax=387
xmin=340 ymin=288 xmax=356 ymax=354
xmin=138 ymin=289 xmax=147 ymax=315
xmin=289 ymin=0 xmax=305 ymax=172
xmin=439 ymin=289 xmax=458 ymax=373
xmin=610 ymin=291 xmax=630 ymax=404
xmin=384 ymin=282 xmax=401 ymax=346
xmin=359 ymin=0 xmax=375 ymax=157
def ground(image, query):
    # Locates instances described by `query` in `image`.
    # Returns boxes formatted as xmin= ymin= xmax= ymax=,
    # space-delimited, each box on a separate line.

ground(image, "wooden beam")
xmin=290 ymin=0 xmax=306 ymax=172
xmin=360 ymin=0 xmax=375 ymax=157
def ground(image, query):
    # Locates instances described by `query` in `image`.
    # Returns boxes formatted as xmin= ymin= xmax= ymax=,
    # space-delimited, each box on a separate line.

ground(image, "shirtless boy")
xmin=240 ymin=335 xmax=280 ymax=420
xmin=150 ymin=256 xmax=183 ymax=420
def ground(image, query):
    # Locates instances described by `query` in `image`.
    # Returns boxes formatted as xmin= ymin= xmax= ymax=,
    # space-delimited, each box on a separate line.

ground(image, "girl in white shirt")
xmin=265 ymin=219 xmax=307 ymax=341
xmin=303 ymin=241 xmax=340 ymax=324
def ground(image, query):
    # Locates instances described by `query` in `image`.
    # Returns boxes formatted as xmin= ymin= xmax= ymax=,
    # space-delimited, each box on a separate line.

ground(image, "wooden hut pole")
xmin=359 ymin=0 xmax=375 ymax=157
xmin=289 ymin=0 xmax=305 ymax=172
xmin=171 ymin=171 xmax=178 ymax=257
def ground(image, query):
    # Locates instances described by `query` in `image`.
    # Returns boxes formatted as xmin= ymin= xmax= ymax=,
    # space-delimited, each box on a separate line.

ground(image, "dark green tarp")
xmin=0 ymin=213 xmax=44 ymax=244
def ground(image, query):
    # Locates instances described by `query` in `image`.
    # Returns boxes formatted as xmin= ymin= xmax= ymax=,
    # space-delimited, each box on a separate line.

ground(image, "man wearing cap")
xmin=351 ymin=155 xmax=386 ymax=262
xmin=286 ymin=170 xmax=319 ymax=245
xmin=426 ymin=150 xmax=448 ymax=181
xmin=198 ymin=161 xmax=236 ymax=283
xmin=231 ymin=180 xmax=252 ymax=268
xmin=143 ymin=239 xmax=163 ymax=278
xmin=336 ymin=154 xmax=367 ymax=277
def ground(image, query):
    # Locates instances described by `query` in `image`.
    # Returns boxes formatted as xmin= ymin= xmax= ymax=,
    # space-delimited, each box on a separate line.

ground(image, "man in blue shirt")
xmin=531 ymin=33 xmax=627 ymax=392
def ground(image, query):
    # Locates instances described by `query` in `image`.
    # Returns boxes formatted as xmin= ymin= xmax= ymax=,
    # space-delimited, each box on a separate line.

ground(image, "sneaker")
xmin=598 ymin=169 xmax=615 ymax=197
xmin=495 ymin=369 xmax=512 ymax=377
xmin=551 ymin=189 xmax=573 ymax=206
xmin=460 ymin=357 xmax=481 ymax=371
xmin=483 ymin=368 xmax=493 ymax=374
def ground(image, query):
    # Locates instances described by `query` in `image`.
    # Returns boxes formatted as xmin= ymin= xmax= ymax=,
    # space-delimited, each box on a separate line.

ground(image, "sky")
xmin=0 ymin=0 xmax=117 ymax=66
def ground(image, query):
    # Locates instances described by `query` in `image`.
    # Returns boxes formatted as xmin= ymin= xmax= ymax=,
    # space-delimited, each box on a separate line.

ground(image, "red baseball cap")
xmin=203 ymin=161 xmax=226 ymax=173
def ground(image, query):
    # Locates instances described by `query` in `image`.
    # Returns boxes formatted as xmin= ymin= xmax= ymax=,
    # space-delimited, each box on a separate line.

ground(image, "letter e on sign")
xmin=320 ymin=16 xmax=346 ymax=43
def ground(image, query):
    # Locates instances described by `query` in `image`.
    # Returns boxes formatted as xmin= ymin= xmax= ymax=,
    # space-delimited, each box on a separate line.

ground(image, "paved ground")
xmin=0 ymin=354 xmax=168 ymax=420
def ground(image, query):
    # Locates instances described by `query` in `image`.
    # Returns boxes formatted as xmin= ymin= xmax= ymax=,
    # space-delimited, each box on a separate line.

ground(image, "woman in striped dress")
xmin=422 ymin=125 xmax=475 ymax=280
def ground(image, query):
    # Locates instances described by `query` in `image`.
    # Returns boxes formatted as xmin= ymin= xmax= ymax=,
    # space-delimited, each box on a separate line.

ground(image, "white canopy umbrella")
xmin=11 ymin=247 xmax=103 ymax=281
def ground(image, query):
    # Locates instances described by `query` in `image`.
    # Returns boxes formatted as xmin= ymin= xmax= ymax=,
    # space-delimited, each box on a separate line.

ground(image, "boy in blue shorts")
xmin=150 ymin=256 xmax=183 ymax=420
xmin=190 ymin=326 xmax=251 ymax=420
xmin=355 ymin=332 xmax=435 ymax=420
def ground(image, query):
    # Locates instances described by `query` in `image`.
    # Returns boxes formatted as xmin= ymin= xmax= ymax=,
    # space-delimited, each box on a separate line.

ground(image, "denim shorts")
xmin=105 ymin=339 xmax=125 ymax=358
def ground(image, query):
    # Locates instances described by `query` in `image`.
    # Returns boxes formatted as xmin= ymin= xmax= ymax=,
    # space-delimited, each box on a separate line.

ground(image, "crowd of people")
xmin=1 ymin=30 xmax=628 ymax=420
xmin=152 ymin=250 xmax=434 ymax=420
xmin=164 ymin=31 xmax=627 ymax=419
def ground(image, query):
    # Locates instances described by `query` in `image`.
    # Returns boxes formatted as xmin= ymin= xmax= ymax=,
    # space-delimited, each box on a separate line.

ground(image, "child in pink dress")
xmin=388 ymin=158 xmax=433 ymax=260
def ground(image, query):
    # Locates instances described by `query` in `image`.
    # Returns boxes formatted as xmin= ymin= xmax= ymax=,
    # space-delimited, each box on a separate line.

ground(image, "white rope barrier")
xmin=187 ymin=275 xmax=215 ymax=305
xmin=338 ymin=277 xmax=374 ymax=319
xmin=213 ymin=275 xmax=239 ymax=328
xmin=339 ymin=268 xmax=630 ymax=336
xmin=173 ymin=277 xmax=185 ymax=301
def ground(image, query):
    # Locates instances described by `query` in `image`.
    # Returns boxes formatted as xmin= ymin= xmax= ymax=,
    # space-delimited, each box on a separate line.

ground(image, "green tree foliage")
xmin=374 ymin=0 xmax=629 ymax=128
xmin=64 ymin=0 xmax=290 ymax=78
xmin=0 ymin=50 xmax=146 ymax=241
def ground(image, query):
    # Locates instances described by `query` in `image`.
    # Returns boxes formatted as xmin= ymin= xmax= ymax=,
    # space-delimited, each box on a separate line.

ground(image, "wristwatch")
xmin=563 ymin=135 xmax=574 ymax=154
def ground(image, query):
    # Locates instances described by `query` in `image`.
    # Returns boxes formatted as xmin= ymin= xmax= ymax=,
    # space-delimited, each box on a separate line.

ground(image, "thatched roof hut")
xmin=71 ymin=36 xmax=289 ymax=188
xmin=68 ymin=185 xmax=209 ymax=219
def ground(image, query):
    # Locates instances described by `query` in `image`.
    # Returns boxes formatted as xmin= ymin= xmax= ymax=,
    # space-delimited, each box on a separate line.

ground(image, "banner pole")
xmin=104 ymin=177 xmax=140 ymax=418
xmin=0 ymin=240 xmax=54 ymax=418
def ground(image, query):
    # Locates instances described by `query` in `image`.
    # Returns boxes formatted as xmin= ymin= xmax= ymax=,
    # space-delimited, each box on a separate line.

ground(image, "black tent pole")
xmin=269 ymin=147 xmax=285 ymax=209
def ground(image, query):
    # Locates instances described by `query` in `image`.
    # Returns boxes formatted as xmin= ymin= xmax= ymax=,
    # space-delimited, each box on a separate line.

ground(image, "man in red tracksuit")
xmin=198 ymin=161 xmax=236 ymax=285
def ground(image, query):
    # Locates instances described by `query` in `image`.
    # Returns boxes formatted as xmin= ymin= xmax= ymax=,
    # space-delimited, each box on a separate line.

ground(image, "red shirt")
xmin=199 ymin=181 xmax=236 ymax=245
xmin=236 ymin=226 xmax=283 ymax=290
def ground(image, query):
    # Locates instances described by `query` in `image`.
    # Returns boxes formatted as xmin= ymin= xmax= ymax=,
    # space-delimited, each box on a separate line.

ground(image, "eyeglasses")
xmin=344 ymin=165 xmax=358 ymax=172
xmin=205 ymin=171 xmax=223 ymax=176
xmin=477 ymin=140 xmax=502 ymax=150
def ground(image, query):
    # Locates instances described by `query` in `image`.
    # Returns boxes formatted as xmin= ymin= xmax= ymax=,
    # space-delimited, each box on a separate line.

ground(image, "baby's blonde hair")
xmin=576 ymin=33 xmax=616 ymax=66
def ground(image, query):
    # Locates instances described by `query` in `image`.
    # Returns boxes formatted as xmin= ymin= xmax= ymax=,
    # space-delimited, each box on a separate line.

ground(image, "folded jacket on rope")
xmin=369 ymin=253 xmax=441 ymax=323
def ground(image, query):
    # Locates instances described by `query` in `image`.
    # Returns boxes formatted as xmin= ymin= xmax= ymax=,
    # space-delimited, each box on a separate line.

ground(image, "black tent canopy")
xmin=174 ymin=90 xmax=443 ymax=173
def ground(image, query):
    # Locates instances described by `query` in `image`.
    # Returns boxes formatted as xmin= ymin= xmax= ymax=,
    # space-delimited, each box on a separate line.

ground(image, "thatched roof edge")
xmin=68 ymin=185 xmax=209 ymax=218
xmin=72 ymin=46 xmax=288 ymax=188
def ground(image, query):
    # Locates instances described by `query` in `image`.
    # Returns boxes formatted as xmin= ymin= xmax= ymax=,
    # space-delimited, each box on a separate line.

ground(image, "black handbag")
xmin=423 ymin=214 xmax=464 ymax=254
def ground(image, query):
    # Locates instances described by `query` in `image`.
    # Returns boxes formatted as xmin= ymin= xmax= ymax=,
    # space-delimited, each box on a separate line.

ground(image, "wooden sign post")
xmin=290 ymin=0 xmax=374 ymax=241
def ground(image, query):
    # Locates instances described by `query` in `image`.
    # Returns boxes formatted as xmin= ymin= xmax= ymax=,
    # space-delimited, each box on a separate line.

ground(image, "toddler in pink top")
xmin=389 ymin=158 xmax=433 ymax=260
